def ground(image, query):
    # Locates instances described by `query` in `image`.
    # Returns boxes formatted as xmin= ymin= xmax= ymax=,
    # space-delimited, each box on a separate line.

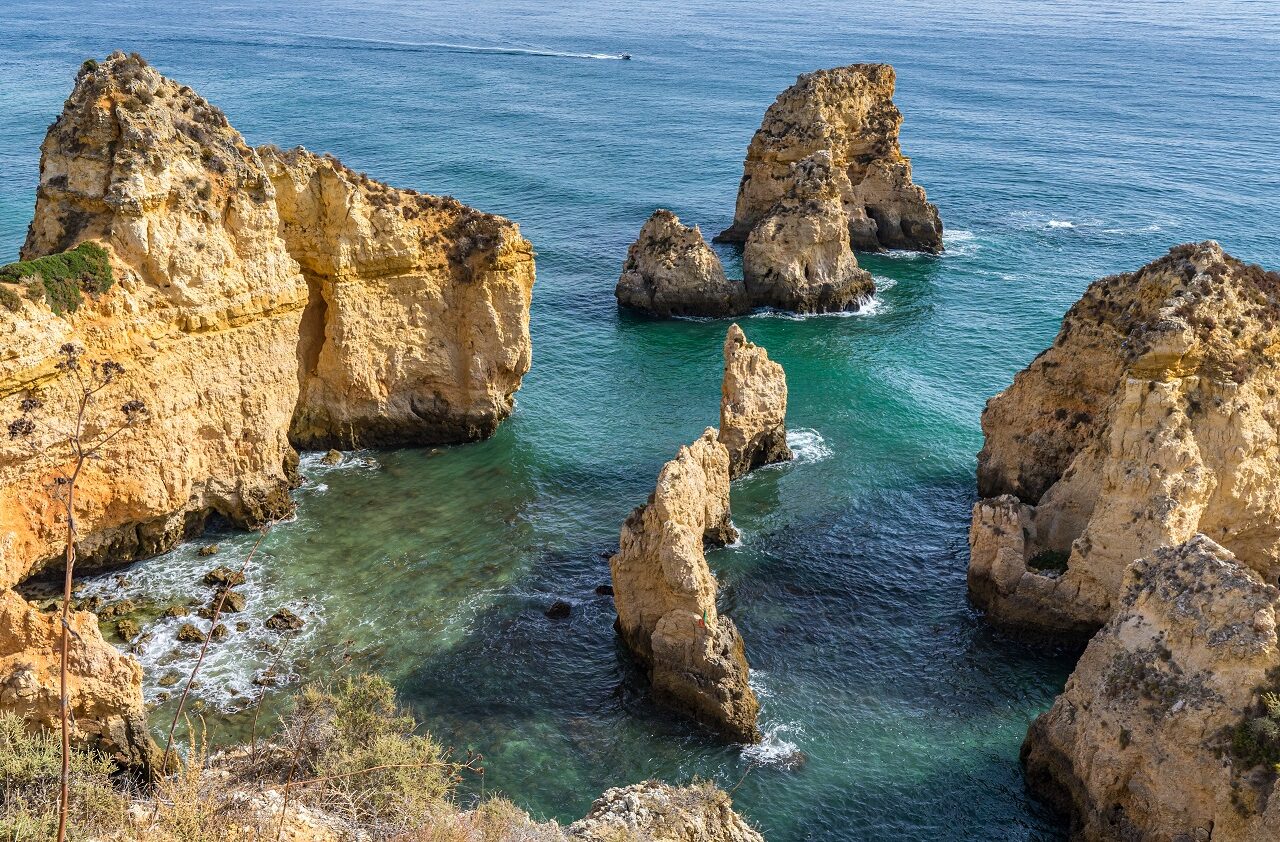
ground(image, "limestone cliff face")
xmin=615 ymin=210 xmax=749 ymax=318
xmin=609 ymin=429 xmax=760 ymax=743
xmin=720 ymin=324 xmax=791 ymax=479
xmin=969 ymin=243 xmax=1280 ymax=634
xmin=742 ymin=152 xmax=875 ymax=314
xmin=0 ymin=53 xmax=534 ymax=587
xmin=1022 ymin=536 xmax=1280 ymax=841
xmin=0 ymin=589 xmax=157 ymax=773
xmin=569 ymin=781 xmax=763 ymax=842
xmin=718 ymin=64 xmax=942 ymax=254
xmin=261 ymin=147 xmax=534 ymax=448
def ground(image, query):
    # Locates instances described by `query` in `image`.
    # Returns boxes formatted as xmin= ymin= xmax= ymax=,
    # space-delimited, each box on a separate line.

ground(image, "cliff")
xmin=1022 ymin=536 xmax=1280 ymax=841
xmin=262 ymin=146 xmax=534 ymax=448
xmin=720 ymin=324 xmax=791 ymax=478
xmin=609 ymin=429 xmax=760 ymax=743
xmin=615 ymin=209 xmax=749 ymax=318
xmin=0 ymin=53 xmax=535 ymax=587
xmin=969 ymin=243 xmax=1280 ymax=634
xmin=718 ymin=64 xmax=942 ymax=254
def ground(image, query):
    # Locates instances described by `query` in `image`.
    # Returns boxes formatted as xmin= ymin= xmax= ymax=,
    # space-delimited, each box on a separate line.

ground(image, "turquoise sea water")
xmin=3 ymin=1 xmax=1279 ymax=839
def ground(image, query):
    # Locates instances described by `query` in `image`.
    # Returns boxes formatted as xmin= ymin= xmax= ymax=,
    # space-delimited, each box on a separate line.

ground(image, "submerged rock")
xmin=569 ymin=780 xmax=763 ymax=842
xmin=196 ymin=544 xmax=219 ymax=557
xmin=969 ymin=243 xmax=1280 ymax=634
xmin=545 ymin=600 xmax=572 ymax=620
xmin=266 ymin=608 xmax=305 ymax=632
xmin=0 ymin=51 xmax=535 ymax=589
xmin=719 ymin=324 xmax=792 ymax=478
xmin=615 ymin=209 xmax=750 ymax=318
xmin=321 ymin=449 xmax=344 ymax=466
xmin=1022 ymin=536 xmax=1280 ymax=840
xmin=0 ymin=589 xmax=158 ymax=773
xmin=203 ymin=566 xmax=246 ymax=589
xmin=718 ymin=63 xmax=942 ymax=254
xmin=177 ymin=623 xmax=205 ymax=644
xmin=743 ymin=152 xmax=876 ymax=314
xmin=609 ymin=429 xmax=759 ymax=743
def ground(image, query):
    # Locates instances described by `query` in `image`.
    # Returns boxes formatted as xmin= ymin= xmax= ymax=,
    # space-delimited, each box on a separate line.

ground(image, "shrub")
xmin=0 ymin=285 xmax=20 ymax=312
xmin=0 ymin=713 xmax=128 ymax=840
xmin=1232 ymin=689 xmax=1280 ymax=771
xmin=0 ymin=242 xmax=114 ymax=315
xmin=1029 ymin=549 xmax=1070 ymax=573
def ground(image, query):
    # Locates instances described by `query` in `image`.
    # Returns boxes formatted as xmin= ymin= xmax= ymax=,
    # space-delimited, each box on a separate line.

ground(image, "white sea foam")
xmin=752 ymin=293 xmax=884 ymax=320
xmin=1047 ymin=219 xmax=1075 ymax=229
xmin=742 ymin=721 xmax=806 ymax=770
xmin=785 ymin=428 xmax=833 ymax=465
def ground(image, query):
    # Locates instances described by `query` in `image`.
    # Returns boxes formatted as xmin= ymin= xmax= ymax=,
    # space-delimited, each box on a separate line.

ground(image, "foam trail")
xmin=309 ymin=33 xmax=625 ymax=60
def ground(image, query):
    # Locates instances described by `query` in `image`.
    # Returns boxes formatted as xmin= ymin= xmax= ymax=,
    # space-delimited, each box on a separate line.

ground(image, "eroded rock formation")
xmin=569 ymin=781 xmax=764 ymax=842
xmin=742 ymin=152 xmax=875 ymax=313
xmin=1022 ymin=536 xmax=1280 ymax=840
xmin=261 ymin=147 xmax=534 ymax=448
xmin=0 ymin=53 xmax=534 ymax=587
xmin=609 ymin=429 xmax=760 ymax=743
xmin=720 ymin=324 xmax=791 ymax=478
xmin=969 ymin=243 xmax=1280 ymax=634
xmin=615 ymin=210 xmax=749 ymax=318
xmin=718 ymin=64 xmax=942 ymax=254
xmin=0 ymin=589 xmax=158 ymax=773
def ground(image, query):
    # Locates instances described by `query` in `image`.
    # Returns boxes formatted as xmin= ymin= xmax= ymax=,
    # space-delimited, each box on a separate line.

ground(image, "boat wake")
xmin=309 ymin=33 xmax=626 ymax=60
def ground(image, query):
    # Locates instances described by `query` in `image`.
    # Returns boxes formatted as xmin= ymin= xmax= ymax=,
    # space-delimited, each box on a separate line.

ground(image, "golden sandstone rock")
xmin=615 ymin=209 xmax=749 ymax=318
xmin=719 ymin=63 xmax=942 ymax=254
xmin=720 ymin=324 xmax=791 ymax=479
xmin=568 ymin=780 xmax=764 ymax=842
xmin=969 ymin=243 xmax=1280 ymax=635
xmin=1022 ymin=536 xmax=1280 ymax=841
xmin=0 ymin=589 xmax=157 ymax=774
xmin=0 ymin=53 xmax=534 ymax=587
xmin=610 ymin=324 xmax=793 ymax=742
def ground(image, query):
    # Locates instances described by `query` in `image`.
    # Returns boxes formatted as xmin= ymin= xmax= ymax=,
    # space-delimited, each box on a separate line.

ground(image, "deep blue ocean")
xmin=2 ymin=2 xmax=1278 ymax=839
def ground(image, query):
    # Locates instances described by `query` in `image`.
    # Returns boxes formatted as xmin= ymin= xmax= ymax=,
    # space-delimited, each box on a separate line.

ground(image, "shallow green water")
xmin=3 ymin=0 xmax=1279 ymax=838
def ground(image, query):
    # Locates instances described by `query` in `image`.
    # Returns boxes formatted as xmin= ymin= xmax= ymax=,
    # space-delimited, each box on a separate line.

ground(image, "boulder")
xmin=569 ymin=780 xmax=763 ymax=842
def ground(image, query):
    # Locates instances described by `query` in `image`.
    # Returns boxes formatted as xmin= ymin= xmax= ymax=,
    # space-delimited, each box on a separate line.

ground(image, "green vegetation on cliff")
xmin=0 ymin=242 xmax=114 ymax=315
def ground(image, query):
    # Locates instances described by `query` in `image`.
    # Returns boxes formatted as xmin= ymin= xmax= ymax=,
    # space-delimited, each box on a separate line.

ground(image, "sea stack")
xmin=1022 ymin=536 xmax=1280 ymax=840
xmin=615 ymin=209 xmax=749 ymax=318
xmin=609 ymin=429 xmax=759 ymax=743
xmin=969 ymin=243 xmax=1280 ymax=635
xmin=742 ymin=151 xmax=876 ymax=313
xmin=718 ymin=63 xmax=942 ymax=254
xmin=0 ymin=52 xmax=535 ymax=587
xmin=720 ymin=324 xmax=792 ymax=478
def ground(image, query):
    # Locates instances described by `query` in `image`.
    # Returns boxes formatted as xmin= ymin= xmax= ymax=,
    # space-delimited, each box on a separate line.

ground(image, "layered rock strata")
xmin=720 ymin=324 xmax=791 ymax=478
xmin=0 ymin=589 xmax=157 ymax=774
xmin=969 ymin=243 xmax=1280 ymax=635
xmin=742 ymin=152 xmax=875 ymax=313
xmin=569 ymin=780 xmax=764 ymax=842
xmin=609 ymin=429 xmax=759 ymax=743
xmin=615 ymin=209 xmax=749 ymax=318
xmin=718 ymin=63 xmax=942 ymax=254
xmin=1022 ymin=536 xmax=1280 ymax=840
xmin=0 ymin=53 xmax=534 ymax=588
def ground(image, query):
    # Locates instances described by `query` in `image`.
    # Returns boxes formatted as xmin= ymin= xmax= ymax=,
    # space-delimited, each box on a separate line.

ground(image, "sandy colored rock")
xmin=0 ymin=588 xmax=157 ymax=772
xmin=720 ymin=324 xmax=791 ymax=478
xmin=569 ymin=780 xmax=763 ymax=842
xmin=719 ymin=63 xmax=942 ymax=254
xmin=969 ymin=243 xmax=1280 ymax=634
xmin=1022 ymin=536 xmax=1280 ymax=841
xmin=261 ymin=146 xmax=535 ymax=448
xmin=0 ymin=53 xmax=534 ymax=588
xmin=742 ymin=152 xmax=875 ymax=314
xmin=616 ymin=210 xmax=749 ymax=317
xmin=609 ymin=429 xmax=759 ymax=743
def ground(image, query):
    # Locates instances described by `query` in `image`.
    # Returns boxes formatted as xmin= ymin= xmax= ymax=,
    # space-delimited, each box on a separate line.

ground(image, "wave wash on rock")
xmin=0 ymin=52 xmax=535 ymax=588
xmin=969 ymin=242 xmax=1280 ymax=636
